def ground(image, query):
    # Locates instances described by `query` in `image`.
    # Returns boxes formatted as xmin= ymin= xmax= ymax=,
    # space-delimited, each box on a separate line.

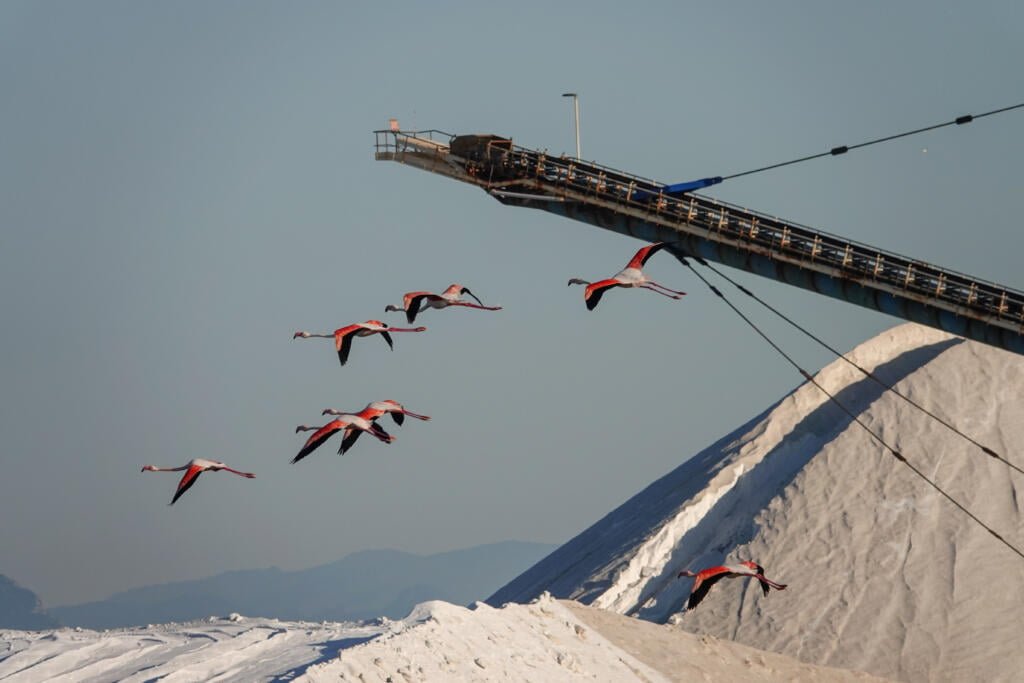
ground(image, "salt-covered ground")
xmin=0 ymin=595 xmax=887 ymax=682
xmin=0 ymin=613 xmax=384 ymax=682
xmin=489 ymin=324 xmax=1024 ymax=682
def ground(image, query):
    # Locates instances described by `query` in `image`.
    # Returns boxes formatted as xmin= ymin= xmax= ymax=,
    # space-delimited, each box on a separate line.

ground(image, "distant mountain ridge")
xmin=51 ymin=541 xmax=555 ymax=629
xmin=0 ymin=574 xmax=60 ymax=630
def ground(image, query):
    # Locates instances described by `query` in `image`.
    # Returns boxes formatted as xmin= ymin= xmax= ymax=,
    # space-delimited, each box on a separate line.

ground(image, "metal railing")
xmin=373 ymin=129 xmax=1024 ymax=332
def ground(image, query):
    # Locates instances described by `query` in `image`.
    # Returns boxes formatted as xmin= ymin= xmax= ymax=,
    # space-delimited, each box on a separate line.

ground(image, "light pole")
xmin=562 ymin=92 xmax=580 ymax=160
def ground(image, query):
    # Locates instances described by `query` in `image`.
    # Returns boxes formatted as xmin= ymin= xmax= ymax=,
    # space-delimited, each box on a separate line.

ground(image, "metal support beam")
xmin=373 ymin=128 xmax=1024 ymax=356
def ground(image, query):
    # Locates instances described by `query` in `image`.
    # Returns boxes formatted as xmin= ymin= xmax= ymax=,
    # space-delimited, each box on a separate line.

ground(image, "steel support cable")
xmin=721 ymin=102 xmax=1024 ymax=181
xmin=676 ymin=255 xmax=1024 ymax=561
xmin=684 ymin=254 xmax=1024 ymax=477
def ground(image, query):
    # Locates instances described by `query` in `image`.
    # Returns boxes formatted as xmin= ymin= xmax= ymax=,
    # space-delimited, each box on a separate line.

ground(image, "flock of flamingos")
xmin=139 ymin=241 xmax=786 ymax=610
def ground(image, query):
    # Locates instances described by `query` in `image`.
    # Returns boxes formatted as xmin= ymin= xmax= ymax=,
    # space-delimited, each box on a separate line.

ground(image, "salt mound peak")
xmin=304 ymin=593 xmax=887 ymax=682
xmin=490 ymin=323 xmax=1024 ymax=681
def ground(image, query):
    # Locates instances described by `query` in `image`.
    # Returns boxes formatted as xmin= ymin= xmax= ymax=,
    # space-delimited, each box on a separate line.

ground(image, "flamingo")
xmin=322 ymin=400 xmax=431 ymax=454
xmin=677 ymin=560 xmax=787 ymax=611
xmin=293 ymin=320 xmax=426 ymax=367
xmin=140 ymin=458 xmax=255 ymax=505
xmin=323 ymin=400 xmax=431 ymax=426
xmin=384 ymin=284 xmax=502 ymax=324
xmin=567 ymin=242 xmax=686 ymax=310
xmin=292 ymin=414 xmax=394 ymax=463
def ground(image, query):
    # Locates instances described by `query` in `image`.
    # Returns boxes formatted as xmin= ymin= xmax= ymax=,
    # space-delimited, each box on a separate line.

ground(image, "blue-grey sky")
xmin=3 ymin=1 xmax=1022 ymax=607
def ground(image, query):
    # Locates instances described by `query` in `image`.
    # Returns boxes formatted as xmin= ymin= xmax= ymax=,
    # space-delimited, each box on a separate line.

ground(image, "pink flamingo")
xmin=568 ymin=242 xmax=686 ymax=310
xmin=293 ymin=414 xmax=394 ymax=463
xmin=323 ymin=400 xmax=430 ymax=427
xmin=322 ymin=400 xmax=431 ymax=454
xmin=677 ymin=560 xmax=787 ymax=611
xmin=385 ymin=284 xmax=502 ymax=324
xmin=141 ymin=459 xmax=255 ymax=505
xmin=293 ymin=320 xmax=426 ymax=366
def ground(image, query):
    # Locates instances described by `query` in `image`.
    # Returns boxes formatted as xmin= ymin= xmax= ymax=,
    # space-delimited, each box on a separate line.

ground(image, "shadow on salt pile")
xmin=272 ymin=634 xmax=379 ymax=681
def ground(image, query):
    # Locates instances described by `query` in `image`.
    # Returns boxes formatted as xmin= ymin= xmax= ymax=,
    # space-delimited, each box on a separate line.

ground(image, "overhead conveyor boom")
xmin=373 ymin=128 xmax=1024 ymax=356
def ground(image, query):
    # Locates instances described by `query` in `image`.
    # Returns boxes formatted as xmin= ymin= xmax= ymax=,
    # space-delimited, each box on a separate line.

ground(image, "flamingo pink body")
xmin=568 ymin=242 xmax=686 ymax=310
xmin=677 ymin=560 xmax=787 ymax=611
xmin=385 ymin=284 xmax=501 ymax=324
xmin=292 ymin=414 xmax=395 ymax=463
xmin=292 ymin=320 xmax=426 ymax=367
xmin=140 ymin=458 xmax=255 ymax=506
xmin=321 ymin=400 xmax=431 ymax=454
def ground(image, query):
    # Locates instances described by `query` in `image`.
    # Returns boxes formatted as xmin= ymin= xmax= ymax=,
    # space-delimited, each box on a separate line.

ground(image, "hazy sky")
xmin=3 ymin=1 xmax=1022 ymax=607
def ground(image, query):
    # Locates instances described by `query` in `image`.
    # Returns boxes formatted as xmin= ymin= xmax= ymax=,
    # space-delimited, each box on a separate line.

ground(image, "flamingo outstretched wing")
xmin=626 ymin=242 xmax=666 ymax=269
xmin=584 ymin=280 xmax=621 ymax=311
xmin=293 ymin=424 xmax=341 ymax=463
xmin=170 ymin=465 xmax=204 ymax=505
xmin=338 ymin=427 xmax=361 ymax=455
xmin=335 ymin=329 xmax=356 ymax=366
xmin=404 ymin=294 xmax=432 ymax=324
xmin=686 ymin=569 xmax=729 ymax=610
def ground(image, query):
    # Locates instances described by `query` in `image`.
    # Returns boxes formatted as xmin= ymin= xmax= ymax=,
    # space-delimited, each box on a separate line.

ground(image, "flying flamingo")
xmin=293 ymin=320 xmax=426 ymax=367
xmin=677 ymin=561 xmax=787 ymax=611
xmin=323 ymin=400 xmax=431 ymax=426
xmin=322 ymin=400 xmax=431 ymax=454
xmin=567 ymin=242 xmax=686 ymax=310
xmin=140 ymin=458 xmax=255 ymax=505
xmin=292 ymin=414 xmax=394 ymax=463
xmin=385 ymin=284 xmax=502 ymax=324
